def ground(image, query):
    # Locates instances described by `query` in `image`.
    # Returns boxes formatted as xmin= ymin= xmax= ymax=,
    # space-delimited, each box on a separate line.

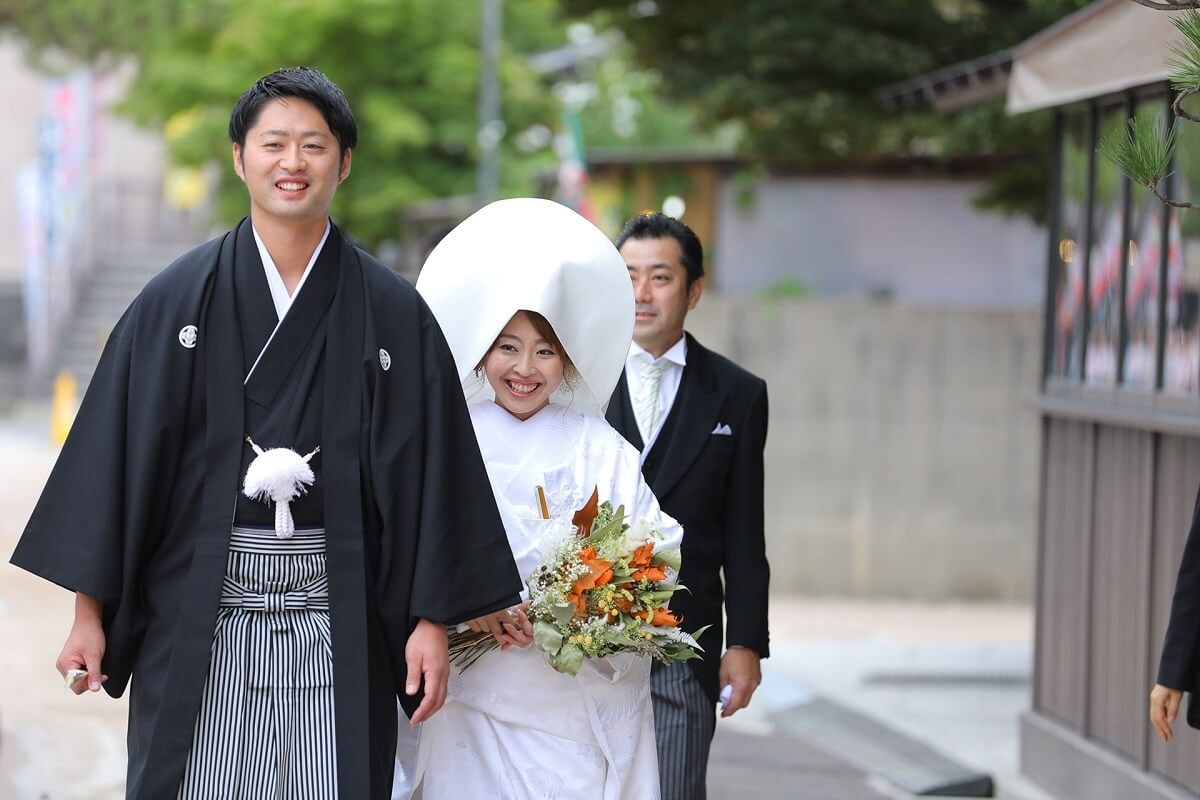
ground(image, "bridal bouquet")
xmin=449 ymin=489 xmax=706 ymax=675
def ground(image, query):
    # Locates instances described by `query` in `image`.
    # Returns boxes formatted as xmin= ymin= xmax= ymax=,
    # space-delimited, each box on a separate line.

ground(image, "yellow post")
xmin=50 ymin=370 xmax=78 ymax=446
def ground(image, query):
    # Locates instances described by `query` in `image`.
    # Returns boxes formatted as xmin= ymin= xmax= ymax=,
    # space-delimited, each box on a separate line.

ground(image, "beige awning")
xmin=1007 ymin=0 xmax=1185 ymax=114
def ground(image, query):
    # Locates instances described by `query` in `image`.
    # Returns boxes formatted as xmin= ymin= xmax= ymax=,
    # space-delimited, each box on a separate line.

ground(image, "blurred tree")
xmin=554 ymin=32 xmax=731 ymax=151
xmin=0 ymin=0 xmax=568 ymax=247
xmin=560 ymin=0 xmax=1094 ymax=221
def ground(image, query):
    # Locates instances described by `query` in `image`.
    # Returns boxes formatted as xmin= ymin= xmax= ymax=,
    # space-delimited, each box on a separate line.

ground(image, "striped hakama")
xmin=651 ymin=661 xmax=716 ymax=800
xmin=178 ymin=526 xmax=337 ymax=800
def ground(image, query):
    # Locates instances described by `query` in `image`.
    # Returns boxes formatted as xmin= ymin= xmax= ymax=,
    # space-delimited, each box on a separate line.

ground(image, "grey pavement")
xmin=710 ymin=599 xmax=1058 ymax=800
xmin=0 ymin=406 xmax=1057 ymax=800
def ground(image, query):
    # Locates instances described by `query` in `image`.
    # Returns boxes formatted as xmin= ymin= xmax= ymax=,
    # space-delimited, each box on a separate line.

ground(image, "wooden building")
xmin=1012 ymin=2 xmax=1200 ymax=798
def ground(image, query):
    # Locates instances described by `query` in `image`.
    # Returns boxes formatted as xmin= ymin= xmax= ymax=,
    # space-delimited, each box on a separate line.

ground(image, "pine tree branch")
xmin=1098 ymin=112 xmax=1177 ymax=187
xmin=1131 ymin=0 xmax=1200 ymax=10
xmin=1108 ymin=4 xmax=1200 ymax=210
xmin=1147 ymin=182 xmax=1200 ymax=208
xmin=1175 ymin=86 xmax=1200 ymax=122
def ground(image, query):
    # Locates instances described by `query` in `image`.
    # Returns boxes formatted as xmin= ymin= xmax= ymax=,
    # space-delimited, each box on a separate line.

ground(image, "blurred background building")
xmin=0 ymin=0 xmax=1089 ymax=608
xmin=1004 ymin=2 xmax=1200 ymax=798
xmin=19 ymin=1 xmax=1200 ymax=798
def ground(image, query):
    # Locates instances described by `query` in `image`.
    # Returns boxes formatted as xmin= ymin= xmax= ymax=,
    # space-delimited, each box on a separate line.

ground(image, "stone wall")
xmin=686 ymin=295 xmax=1041 ymax=601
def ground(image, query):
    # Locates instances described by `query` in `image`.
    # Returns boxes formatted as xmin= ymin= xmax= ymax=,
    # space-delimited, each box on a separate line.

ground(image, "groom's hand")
xmin=406 ymin=618 xmax=449 ymax=725
xmin=58 ymin=592 xmax=108 ymax=694
xmin=719 ymin=647 xmax=762 ymax=718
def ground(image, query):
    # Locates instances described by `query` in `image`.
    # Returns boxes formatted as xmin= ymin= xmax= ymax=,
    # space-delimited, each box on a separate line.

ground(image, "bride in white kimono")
xmin=411 ymin=199 xmax=684 ymax=800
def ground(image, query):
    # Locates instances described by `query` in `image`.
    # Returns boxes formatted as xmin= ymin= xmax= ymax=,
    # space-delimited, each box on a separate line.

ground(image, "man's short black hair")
xmin=615 ymin=212 xmax=704 ymax=285
xmin=229 ymin=67 xmax=358 ymax=157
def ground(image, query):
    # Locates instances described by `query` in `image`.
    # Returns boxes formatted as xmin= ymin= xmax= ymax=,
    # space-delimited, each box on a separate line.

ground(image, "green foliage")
xmin=1168 ymin=9 xmax=1200 ymax=90
xmin=572 ymin=40 xmax=730 ymax=151
xmin=1097 ymin=112 xmax=1176 ymax=189
xmin=0 ymin=0 xmax=218 ymax=69
xmin=562 ymin=0 xmax=1094 ymax=221
xmin=2 ymin=0 xmax=568 ymax=248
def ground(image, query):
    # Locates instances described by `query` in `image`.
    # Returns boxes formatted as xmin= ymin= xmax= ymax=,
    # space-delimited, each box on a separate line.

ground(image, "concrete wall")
xmin=686 ymin=295 xmax=1041 ymax=601
xmin=712 ymin=176 xmax=1046 ymax=308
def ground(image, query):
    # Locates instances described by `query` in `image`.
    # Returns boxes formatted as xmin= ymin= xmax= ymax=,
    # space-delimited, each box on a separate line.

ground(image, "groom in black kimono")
xmin=11 ymin=67 xmax=522 ymax=799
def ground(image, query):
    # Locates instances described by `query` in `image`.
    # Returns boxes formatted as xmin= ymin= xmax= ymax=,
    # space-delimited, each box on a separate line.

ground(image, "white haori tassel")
xmin=242 ymin=436 xmax=320 ymax=539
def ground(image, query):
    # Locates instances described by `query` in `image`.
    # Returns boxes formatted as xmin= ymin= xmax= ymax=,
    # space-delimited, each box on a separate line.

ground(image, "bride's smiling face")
xmin=484 ymin=311 xmax=566 ymax=420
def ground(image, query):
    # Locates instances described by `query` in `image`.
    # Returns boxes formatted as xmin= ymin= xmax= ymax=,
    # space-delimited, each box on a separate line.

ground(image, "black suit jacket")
xmin=607 ymin=332 xmax=770 ymax=703
xmin=1159 ymin=484 xmax=1200 ymax=727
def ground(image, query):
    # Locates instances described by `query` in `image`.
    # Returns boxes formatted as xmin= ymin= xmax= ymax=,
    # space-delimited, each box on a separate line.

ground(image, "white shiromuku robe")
xmin=417 ymin=400 xmax=684 ymax=800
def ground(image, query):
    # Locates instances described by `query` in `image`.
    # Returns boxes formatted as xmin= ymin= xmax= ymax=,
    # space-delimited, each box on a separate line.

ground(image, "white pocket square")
xmin=711 ymin=423 xmax=733 ymax=436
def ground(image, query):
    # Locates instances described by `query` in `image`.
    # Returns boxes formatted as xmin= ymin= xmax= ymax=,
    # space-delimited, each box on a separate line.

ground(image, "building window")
xmin=1050 ymin=111 xmax=1089 ymax=380
xmin=1084 ymin=105 xmax=1127 ymax=387
xmin=1122 ymin=101 xmax=1170 ymax=390
xmin=1044 ymin=93 xmax=1196 ymax=397
xmin=1165 ymin=116 xmax=1200 ymax=395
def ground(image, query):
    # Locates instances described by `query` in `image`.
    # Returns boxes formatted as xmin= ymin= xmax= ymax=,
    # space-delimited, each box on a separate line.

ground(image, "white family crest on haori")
xmin=241 ymin=436 xmax=320 ymax=538
xmin=178 ymin=325 xmax=198 ymax=349
xmin=416 ymin=198 xmax=634 ymax=416
xmin=379 ymin=348 xmax=392 ymax=371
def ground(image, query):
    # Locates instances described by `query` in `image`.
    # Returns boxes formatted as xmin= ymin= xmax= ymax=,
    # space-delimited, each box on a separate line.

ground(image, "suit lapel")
xmin=606 ymin=370 xmax=644 ymax=450
xmin=647 ymin=334 xmax=723 ymax=500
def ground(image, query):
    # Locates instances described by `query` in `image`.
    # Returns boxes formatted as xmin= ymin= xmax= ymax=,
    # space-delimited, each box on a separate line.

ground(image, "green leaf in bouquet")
xmin=688 ymin=624 xmax=712 ymax=647
xmin=640 ymin=589 xmax=678 ymax=606
xmin=551 ymin=602 xmax=575 ymax=626
xmin=584 ymin=506 xmax=628 ymax=546
xmin=534 ymin=621 xmax=564 ymax=655
xmin=652 ymin=547 xmax=682 ymax=573
xmin=592 ymin=500 xmax=617 ymax=531
xmin=662 ymin=642 xmax=704 ymax=663
xmin=605 ymin=629 xmax=646 ymax=649
xmin=549 ymin=642 xmax=585 ymax=675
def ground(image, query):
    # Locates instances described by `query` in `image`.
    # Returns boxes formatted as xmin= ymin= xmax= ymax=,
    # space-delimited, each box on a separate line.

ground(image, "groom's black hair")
xmin=229 ymin=67 xmax=358 ymax=158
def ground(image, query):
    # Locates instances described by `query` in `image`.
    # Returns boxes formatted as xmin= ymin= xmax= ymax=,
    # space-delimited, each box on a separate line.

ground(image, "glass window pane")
xmin=1050 ymin=111 xmax=1088 ymax=380
xmin=1165 ymin=118 xmax=1200 ymax=394
xmin=1085 ymin=107 xmax=1127 ymax=386
xmin=1122 ymin=101 xmax=1169 ymax=390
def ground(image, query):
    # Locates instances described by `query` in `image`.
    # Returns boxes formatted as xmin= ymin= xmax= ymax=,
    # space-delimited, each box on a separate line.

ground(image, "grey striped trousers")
xmin=651 ymin=660 xmax=716 ymax=800
xmin=178 ymin=526 xmax=337 ymax=800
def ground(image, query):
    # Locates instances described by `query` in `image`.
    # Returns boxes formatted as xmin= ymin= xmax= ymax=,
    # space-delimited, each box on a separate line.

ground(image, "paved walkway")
xmin=0 ymin=411 xmax=1053 ymax=799
xmin=708 ymin=598 xmax=1054 ymax=800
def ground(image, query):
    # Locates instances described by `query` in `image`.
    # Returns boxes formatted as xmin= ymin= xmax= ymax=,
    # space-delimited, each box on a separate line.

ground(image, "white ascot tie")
xmin=633 ymin=360 xmax=665 ymax=443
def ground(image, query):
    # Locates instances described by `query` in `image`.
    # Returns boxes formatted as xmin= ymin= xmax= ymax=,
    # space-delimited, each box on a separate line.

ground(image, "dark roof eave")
xmin=877 ymin=49 xmax=1013 ymax=112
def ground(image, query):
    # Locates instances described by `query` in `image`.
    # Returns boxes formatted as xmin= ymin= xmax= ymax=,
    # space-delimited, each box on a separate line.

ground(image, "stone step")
xmin=50 ymin=248 xmax=195 ymax=393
